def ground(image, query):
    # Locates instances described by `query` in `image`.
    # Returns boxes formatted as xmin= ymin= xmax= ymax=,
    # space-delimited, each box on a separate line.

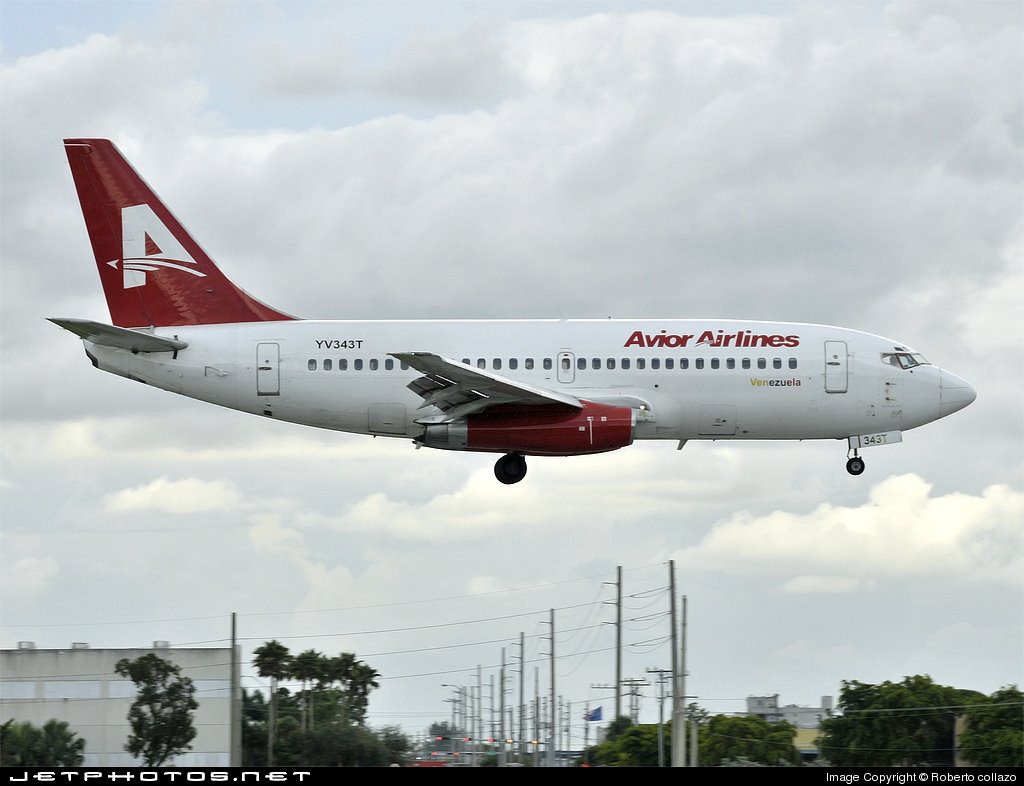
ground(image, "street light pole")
xmin=442 ymin=683 xmax=463 ymax=762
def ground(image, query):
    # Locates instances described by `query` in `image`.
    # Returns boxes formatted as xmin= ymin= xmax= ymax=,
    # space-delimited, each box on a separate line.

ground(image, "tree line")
xmin=1 ymin=653 xmax=1019 ymax=767
xmin=579 ymin=677 xmax=1021 ymax=767
xmin=246 ymin=639 xmax=406 ymax=766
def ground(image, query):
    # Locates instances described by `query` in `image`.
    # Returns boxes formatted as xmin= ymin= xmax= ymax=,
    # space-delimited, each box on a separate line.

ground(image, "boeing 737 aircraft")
xmin=52 ymin=138 xmax=976 ymax=484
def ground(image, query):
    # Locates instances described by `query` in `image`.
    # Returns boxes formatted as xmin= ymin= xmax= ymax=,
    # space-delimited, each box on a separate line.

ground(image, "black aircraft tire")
xmin=495 ymin=453 xmax=528 ymax=484
xmin=846 ymin=457 xmax=866 ymax=476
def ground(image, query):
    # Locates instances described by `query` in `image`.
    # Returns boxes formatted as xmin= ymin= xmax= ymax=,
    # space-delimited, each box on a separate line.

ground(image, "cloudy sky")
xmin=1 ymin=0 xmax=1021 ymax=746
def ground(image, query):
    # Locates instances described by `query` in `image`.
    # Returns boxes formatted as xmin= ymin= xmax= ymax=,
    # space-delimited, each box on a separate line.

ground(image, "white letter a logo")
xmin=113 ymin=204 xmax=205 ymax=288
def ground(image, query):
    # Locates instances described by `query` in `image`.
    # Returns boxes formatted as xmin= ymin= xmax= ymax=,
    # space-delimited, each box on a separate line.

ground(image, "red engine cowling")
xmin=418 ymin=401 xmax=636 ymax=456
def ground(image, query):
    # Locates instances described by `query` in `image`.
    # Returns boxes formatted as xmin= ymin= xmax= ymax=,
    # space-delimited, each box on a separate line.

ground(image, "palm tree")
xmin=289 ymin=649 xmax=323 ymax=732
xmin=318 ymin=652 xmax=357 ymax=724
xmin=324 ymin=653 xmax=356 ymax=690
xmin=348 ymin=661 xmax=381 ymax=725
xmin=252 ymin=640 xmax=291 ymax=766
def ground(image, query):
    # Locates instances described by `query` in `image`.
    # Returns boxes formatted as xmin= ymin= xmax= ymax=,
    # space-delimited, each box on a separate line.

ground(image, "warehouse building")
xmin=0 ymin=642 xmax=241 ymax=766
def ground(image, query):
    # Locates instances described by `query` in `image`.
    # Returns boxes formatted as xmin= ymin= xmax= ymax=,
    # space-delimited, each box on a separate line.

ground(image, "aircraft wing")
xmin=49 ymin=318 xmax=188 ymax=353
xmin=391 ymin=351 xmax=582 ymax=420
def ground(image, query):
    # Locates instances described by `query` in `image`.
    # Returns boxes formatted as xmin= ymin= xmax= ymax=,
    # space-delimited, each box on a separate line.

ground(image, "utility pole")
xmin=602 ymin=567 xmax=622 ymax=720
xmin=507 ymin=705 xmax=515 ymax=764
xmin=621 ymin=677 xmax=649 ymax=723
xmin=616 ymin=567 xmax=622 ymax=721
xmin=498 ymin=649 xmax=506 ymax=767
xmin=680 ymin=595 xmax=689 ymax=767
xmin=690 ymin=705 xmax=698 ymax=766
xmin=559 ymin=696 xmax=566 ymax=766
xmin=647 ymin=667 xmax=672 ymax=767
xmin=594 ymin=677 xmax=648 ymax=723
xmin=443 ymin=692 xmax=457 ymax=756
xmin=670 ymin=565 xmax=685 ymax=767
xmin=548 ymin=608 xmax=556 ymax=767
xmin=457 ymin=687 xmax=464 ymax=759
xmin=534 ymin=667 xmax=540 ymax=765
xmin=518 ymin=632 xmax=526 ymax=763
xmin=489 ymin=673 xmax=496 ymax=764
xmin=476 ymin=665 xmax=482 ymax=767
xmin=230 ymin=612 xmax=240 ymax=767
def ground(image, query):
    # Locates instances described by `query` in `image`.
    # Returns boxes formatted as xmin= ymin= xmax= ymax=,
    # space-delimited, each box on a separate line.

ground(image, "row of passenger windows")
xmin=309 ymin=358 xmax=410 ymax=372
xmin=557 ymin=356 xmax=798 ymax=371
xmin=306 ymin=356 xmax=799 ymax=371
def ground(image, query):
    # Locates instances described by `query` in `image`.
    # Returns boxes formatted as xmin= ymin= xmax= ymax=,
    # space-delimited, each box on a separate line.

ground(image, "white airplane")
xmin=52 ymin=138 xmax=976 ymax=484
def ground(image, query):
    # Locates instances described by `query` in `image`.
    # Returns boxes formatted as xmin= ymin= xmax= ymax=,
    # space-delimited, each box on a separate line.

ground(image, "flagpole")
xmin=583 ymin=705 xmax=590 ymax=766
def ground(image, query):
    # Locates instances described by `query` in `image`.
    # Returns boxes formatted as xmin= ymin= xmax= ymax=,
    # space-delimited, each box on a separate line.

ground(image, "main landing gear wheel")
xmin=846 ymin=455 xmax=866 ymax=476
xmin=495 ymin=452 xmax=528 ymax=485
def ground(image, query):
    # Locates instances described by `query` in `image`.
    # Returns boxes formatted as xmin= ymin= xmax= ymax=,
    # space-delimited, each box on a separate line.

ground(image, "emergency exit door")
xmin=257 ymin=343 xmax=280 ymax=396
xmin=557 ymin=351 xmax=575 ymax=384
xmin=824 ymin=341 xmax=848 ymax=394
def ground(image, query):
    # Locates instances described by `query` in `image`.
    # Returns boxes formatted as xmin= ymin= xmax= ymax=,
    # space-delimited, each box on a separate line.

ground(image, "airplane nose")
xmin=939 ymin=370 xmax=977 ymax=416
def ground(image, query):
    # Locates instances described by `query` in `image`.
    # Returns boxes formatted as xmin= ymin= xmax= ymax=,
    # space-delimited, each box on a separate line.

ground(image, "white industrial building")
xmin=746 ymin=694 xmax=833 ymax=728
xmin=0 ymin=642 xmax=241 ymax=767
xmin=744 ymin=694 xmax=833 ymax=762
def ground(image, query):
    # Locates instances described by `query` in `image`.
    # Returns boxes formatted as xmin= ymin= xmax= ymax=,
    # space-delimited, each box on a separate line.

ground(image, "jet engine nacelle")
xmin=419 ymin=401 xmax=637 ymax=456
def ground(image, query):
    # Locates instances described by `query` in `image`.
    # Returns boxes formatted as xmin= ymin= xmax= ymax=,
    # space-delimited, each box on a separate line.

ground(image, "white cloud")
xmin=957 ymin=232 xmax=1024 ymax=356
xmin=103 ymin=476 xmax=243 ymax=514
xmin=675 ymin=474 xmax=1023 ymax=587
xmin=0 ymin=416 xmax=402 ymax=465
xmin=0 ymin=556 xmax=58 ymax=599
xmin=249 ymin=513 xmax=307 ymax=557
xmin=781 ymin=575 xmax=871 ymax=594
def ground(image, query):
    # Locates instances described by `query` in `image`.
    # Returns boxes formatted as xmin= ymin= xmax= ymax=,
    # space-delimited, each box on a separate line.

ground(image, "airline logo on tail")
xmin=112 ymin=204 xmax=205 ymax=289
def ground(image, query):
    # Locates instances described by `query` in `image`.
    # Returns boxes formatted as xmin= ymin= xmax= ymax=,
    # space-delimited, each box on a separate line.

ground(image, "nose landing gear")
xmin=846 ymin=449 xmax=865 ymax=476
xmin=495 ymin=452 xmax=528 ymax=485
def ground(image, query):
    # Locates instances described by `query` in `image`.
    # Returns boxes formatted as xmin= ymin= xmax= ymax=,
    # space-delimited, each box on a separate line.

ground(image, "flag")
xmin=586 ymin=706 xmax=603 ymax=722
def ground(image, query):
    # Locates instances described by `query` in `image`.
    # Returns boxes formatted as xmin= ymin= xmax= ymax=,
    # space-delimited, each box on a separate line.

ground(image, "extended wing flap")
xmin=49 ymin=318 xmax=188 ymax=353
xmin=391 ymin=351 xmax=581 ymax=418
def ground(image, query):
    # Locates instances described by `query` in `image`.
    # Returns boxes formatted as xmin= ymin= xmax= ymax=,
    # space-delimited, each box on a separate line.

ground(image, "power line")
xmin=2 ymin=563 xmax=666 ymax=630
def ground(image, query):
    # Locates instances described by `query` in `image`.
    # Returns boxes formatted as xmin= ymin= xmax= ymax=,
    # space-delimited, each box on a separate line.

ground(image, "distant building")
xmin=746 ymin=694 xmax=833 ymax=728
xmin=0 ymin=642 xmax=240 ymax=766
xmin=746 ymin=694 xmax=833 ymax=762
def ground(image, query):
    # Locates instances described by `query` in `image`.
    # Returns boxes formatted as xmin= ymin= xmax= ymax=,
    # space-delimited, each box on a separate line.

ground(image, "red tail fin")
xmin=64 ymin=139 xmax=294 ymax=328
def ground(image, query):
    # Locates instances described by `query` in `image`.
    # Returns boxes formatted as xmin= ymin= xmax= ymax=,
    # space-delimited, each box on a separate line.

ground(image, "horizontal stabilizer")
xmin=48 ymin=318 xmax=188 ymax=353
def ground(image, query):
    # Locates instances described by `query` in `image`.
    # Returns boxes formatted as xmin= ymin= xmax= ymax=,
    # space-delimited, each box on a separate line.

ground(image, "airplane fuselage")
xmin=82 ymin=318 xmax=972 ymax=449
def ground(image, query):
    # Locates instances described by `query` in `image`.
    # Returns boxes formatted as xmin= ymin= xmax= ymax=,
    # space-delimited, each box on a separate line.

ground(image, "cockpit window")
xmin=882 ymin=352 xmax=930 ymax=369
